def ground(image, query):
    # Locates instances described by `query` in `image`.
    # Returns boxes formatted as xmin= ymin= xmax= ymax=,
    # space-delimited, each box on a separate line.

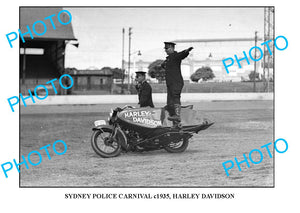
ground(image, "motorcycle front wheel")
xmin=91 ymin=127 xmax=122 ymax=158
xmin=164 ymin=138 xmax=189 ymax=153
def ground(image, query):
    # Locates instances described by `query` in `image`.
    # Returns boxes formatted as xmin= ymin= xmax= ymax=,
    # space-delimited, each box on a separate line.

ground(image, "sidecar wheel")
xmin=164 ymin=138 xmax=189 ymax=153
xmin=91 ymin=128 xmax=121 ymax=158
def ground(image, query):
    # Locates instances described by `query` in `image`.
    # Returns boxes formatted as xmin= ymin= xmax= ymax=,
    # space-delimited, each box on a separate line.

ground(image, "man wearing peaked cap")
xmin=161 ymin=41 xmax=193 ymax=124
xmin=135 ymin=71 xmax=154 ymax=108
xmin=164 ymin=42 xmax=176 ymax=48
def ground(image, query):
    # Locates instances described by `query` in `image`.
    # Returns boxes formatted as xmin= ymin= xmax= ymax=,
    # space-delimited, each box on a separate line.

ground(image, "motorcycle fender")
xmin=92 ymin=125 xmax=128 ymax=148
xmin=92 ymin=124 xmax=113 ymax=131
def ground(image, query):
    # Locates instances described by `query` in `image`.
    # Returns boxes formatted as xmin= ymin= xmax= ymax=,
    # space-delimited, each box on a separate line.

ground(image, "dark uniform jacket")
xmin=135 ymin=81 xmax=154 ymax=108
xmin=162 ymin=50 xmax=189 ymax=86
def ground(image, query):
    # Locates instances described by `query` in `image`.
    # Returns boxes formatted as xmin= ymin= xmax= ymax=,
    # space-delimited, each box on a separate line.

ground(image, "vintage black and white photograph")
xmin=19 ymin=7 xmax=274 ymax=187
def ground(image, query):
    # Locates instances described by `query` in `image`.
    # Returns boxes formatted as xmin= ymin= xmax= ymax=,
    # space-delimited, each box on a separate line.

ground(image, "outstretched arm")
xmin=177 ymin=47 xmax=194 ymax=59
xmin=186 ymin=47 xmax=194 ymax=52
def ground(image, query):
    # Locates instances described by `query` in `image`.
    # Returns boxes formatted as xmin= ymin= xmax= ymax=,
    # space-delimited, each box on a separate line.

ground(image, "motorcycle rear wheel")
xmin=164 ymin=138 xmax=189 ymax=153
xmin=91 ymin=128 xmax=122 ymax=158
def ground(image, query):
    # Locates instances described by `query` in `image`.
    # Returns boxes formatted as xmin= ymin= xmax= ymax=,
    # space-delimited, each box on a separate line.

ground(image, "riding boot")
xmin=168 ymin=104 xmax=181 ymax=122
xmin=166 ymin=104 xmax=174 ymax=115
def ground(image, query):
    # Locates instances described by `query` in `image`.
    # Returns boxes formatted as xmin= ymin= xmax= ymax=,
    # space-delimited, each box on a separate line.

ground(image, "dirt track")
xmin=20 ymin=101 xmax=273 ymax=187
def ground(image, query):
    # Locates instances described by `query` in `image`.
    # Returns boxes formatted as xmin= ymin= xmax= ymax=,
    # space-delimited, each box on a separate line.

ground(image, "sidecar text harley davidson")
xmin=91 ymin=105 xmax=213 ymax=158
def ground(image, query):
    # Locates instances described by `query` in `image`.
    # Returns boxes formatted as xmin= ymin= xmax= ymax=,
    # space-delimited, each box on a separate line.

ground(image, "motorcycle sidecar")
xmin=117 ymin=105 xmax=213 ymax=134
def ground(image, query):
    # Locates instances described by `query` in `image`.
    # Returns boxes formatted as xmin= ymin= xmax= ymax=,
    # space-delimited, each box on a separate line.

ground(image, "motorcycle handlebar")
xmin=122 ymin=105 xmax=134 ymax=110
xmin=114 ymin=105 xmax=135 ymax=113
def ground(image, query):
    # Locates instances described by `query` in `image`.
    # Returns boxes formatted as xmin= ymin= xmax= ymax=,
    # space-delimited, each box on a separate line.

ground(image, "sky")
xmin=64 ymin=7 xmax=265 ymax=69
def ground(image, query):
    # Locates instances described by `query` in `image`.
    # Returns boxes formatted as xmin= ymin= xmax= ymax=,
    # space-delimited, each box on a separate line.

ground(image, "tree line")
xmin=66 ymin=59 xmax=263 ymax=83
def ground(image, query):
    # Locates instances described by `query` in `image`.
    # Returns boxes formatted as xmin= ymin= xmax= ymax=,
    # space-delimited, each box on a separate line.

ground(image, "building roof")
xmin=20 ymin=7 xmax=76 ymax=41
xmin=68 ymin=68 xmax=113 ymax=76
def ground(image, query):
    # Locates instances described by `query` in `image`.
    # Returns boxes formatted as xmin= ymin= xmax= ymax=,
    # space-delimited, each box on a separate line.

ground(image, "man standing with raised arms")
xmin=162 ymin=42 xmax=193 ymax=124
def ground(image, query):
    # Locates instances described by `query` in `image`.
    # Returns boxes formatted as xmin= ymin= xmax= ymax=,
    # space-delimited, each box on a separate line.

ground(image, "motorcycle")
xmin=91 ymin=105 xmax=213 ymax=158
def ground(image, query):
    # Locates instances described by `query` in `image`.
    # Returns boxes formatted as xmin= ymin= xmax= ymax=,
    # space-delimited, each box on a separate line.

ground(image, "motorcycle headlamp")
xmin=109 ymin=109 xmax=113 ymax=117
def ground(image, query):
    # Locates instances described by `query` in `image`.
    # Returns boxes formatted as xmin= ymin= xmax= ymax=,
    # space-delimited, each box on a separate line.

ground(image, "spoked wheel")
xmin=164 ymin=137 xmax=189 ymax=153
xmin=91 ymin=127 xmax=121 ymax=158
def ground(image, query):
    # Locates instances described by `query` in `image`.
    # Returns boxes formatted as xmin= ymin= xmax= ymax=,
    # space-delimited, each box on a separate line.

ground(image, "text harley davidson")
xmin=124 ymin=111 xmax=152 ymax=118
xmin=124 ymin=110 xmax=162 ymax=126
xmin=132 ymin=117 xmax=162 ymax=126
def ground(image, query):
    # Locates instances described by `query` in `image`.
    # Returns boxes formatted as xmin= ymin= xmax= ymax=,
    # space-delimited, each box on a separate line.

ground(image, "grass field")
xmin=20 ymin=100 xmax=273 ymax=187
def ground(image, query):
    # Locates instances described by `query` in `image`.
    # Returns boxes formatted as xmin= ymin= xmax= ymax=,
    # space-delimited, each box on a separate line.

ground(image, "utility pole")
xmin=127 ymin=27 xmax=132 ymax=93
xmin=267 ymin=9 xmax=270 ymax=93
xmin=263 ymin=7 xmax=274 ymax=93
xmin=121 ymin=28 xmax=125 ymax=94
xmin=254 ymin=31 xmax=257 ymax=93
xmin=268 ymin=7 xmax=274 ymax=93
xmin=263 ymin=7 xmax=267 ymax=92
